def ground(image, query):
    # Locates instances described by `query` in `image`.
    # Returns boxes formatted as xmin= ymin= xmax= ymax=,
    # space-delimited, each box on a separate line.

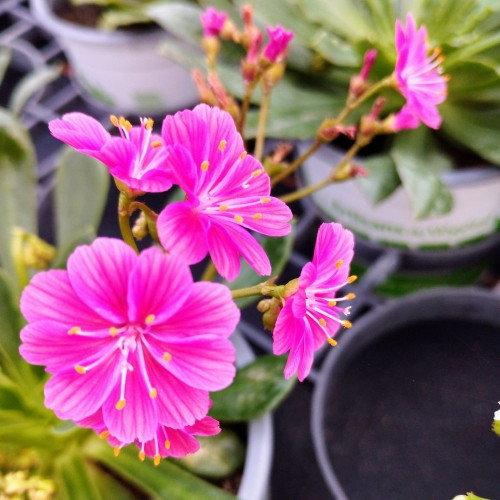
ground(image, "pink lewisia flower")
xmin=263 ymin=25 xmax=294 ymax=63
xmin=200 ymin=7 xmax=227 ymax=37
xmin=77 ymin=409 xmax=220 ymax=463
xmin=273 ymin=223 xmax=355 ymax=382
xmin=49 ymin=113 xmax=171 ymax=194
xmin=19 ymin=238 xmax=239 ymax=459
xmin=394 ymin=13 xmax=447 ymax=129
xmin=158 ymin=104 xmax=292 ymax=281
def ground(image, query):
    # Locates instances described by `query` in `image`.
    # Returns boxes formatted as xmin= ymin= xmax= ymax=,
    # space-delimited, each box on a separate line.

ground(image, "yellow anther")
xmin=239 ymin=151 xmax=247 ymax=160
xmin=347 ymin=275 xmax=358 ymax=284
xmin=218 ymin=139 xmax=227 ymax=151
xmin=319 ymin=318 xmax=327 ymax=327
xmin=153 ymin=454 xmax=161 ymax=466
xmin=116 ymin=399 xmax=126 ymax=410
xmin=151 ymin=140 xmax=162 ymax=148
xmin=327 ymin=338 xmax=338 ymax=347
xmin=252 ymin=169 xmax=262 ymax=178
xmin=201 ymin=160 xmax=210 ymax=171
xmin=113 ymin=445 xmax=121 ymax=457
xmin=253 ymin=213 xmax=262 ymax=220
xmin=68 ymin=326 xmax=81 ymax=335
xmin=163 ymin=352 xmax=172 ymax=362
xmin=145 ymin=314 xmax=155 ymax=325
xmin=341 ymin=320 xmax=352 ymax=328
xmin=124 ymin=120 xmax=133 ymax=131
xmin=99 ymin=430 xmax=110 ymax=440
xmin=119 ymin=116 xmax=126 ymax=128
xmin=109 ymin=326 xmax=119 ymax=337
xmin=138 ymin=451 xmax=145 ymax=462
xmin=334 ymin=259 xmax=343 ymax=270
xmin=328 ymin=301 xmax=337 ymax=307
xmin=110 ymin=115 xmax=119 ymax=127
xmin=146 ymin=117 xmax=154 ymax=129
xmin=165 ymin=440 xmax=171 ymax=450
xmin=219 ymin=205 xmax=228 ymax=211
xmin=234 ymin=215 xmax=244 ymax=223
xmin=75 ymin=365 xmax=86 ymax=375
xmin=346 ymin=293 xmax=356 ymax=300
xmin=149 ymin=388 xmax=157 ymax=399
xmin=261 ymin=197 xmax=271 ymax=204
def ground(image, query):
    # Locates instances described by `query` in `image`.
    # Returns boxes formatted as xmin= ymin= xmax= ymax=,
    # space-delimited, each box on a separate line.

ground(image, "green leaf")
xmin=0 ymin=269 xmax=25 ymax=378
xmin=0 ymin=109 xmax=37 ymax=282
xmin=356 ymin=153 xmax=401 ymax=205
xmin=85 ymin=438 xmax=236 ymax=499
xmin=390 ymin=128 xmax=454 ymax=219
xmin=440 ymin=102 xmax=500 ymax=164
xmin=9 ymin=64 xmax=62 ymax=116
xmin=55 ymin=147 xmax=110 ymax=250
xmin=310 ymin=29 xmax=361 ymax=67
xmin=225 ymin=223 xmax=295 ymax=309
xmin=447 ymin=60 xmax=500 ymax=97
xmin=210 ymin=354 xmax=296 ymax=422
xmin=52 ymin=226 xmax=97 ymax=269
xmin=89 ymin=463 xmax=137 ymax=500
xmin=174 ymin=429 xmax=245 ymax=480
xmin=465 ymin=493 xmax=490 ymax=500
xmin=0 ymin=47 xmax=11 ymax=87
xmin=56 ymin=450 xmax=103 ymax=500
xmin=99 ymin=7 xmax=153 ymax=30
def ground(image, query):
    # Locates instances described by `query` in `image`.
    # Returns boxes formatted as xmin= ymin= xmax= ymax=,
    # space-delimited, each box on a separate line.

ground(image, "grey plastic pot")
xmin=31 ymin=0 xmax=198 ymax=114
xmin=311 ymin=287 xmax=500 ymax=499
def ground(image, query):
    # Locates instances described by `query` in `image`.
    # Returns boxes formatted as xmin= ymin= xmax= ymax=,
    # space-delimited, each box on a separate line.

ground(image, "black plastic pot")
xmin=312 ymin=288 xmax=500 ymax=499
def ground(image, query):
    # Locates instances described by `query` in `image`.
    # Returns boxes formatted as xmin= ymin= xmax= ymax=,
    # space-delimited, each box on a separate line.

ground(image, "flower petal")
xmin=67 ymin=238 xmax=137 ymax=324
xmin=151 ymin=282 xmax=240 ymax=339
xmin=273 ymin=299 xmax=304 ymax=356
xmin=145 ymin=334 xmax=236 ymax=391
xmin=20 ymin=270 xmax=110 ymax=329
xmin=102 ymin=356 xmax=158 ymax=443
xmin=44 ymin=350 xmax=121 ymax=421
xmin=127 ymin=247 xmax=192 ymax=324
xmin=20 ymin=320 xmax=111 ymax=373
xmin=206 ymin=222 xmax=242 ymax=281
xmin=157 ymin=202 xmax=209 ymax=265
xmin=49 ymin=112 xmax=110 ymax=159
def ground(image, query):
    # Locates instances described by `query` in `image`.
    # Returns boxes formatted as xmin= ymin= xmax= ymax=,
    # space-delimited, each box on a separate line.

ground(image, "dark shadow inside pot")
xmin=316 ymin=291 xmax=500 ymax=500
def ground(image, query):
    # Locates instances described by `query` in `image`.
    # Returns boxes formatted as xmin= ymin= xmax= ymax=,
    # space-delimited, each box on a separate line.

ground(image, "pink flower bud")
xmin=360 ymin=49 xmax=377 ymax=80
xmin=263 ymin=25 xmax=294 ymax=63
xmin=200 ymin=7 xmax=227 ymax=37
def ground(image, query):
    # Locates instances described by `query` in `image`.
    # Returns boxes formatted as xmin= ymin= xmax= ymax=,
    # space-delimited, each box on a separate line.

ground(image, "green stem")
xmin=118 ymin=193 xmax=139 ymax=254
xmin=279 ymin=140 xmax=363 ymax=204
xmin=238 ymin=77 xmax=259 ymax=134
xmin=231 ymin=284 xmax=265 ymax=299
xmin=254 ymin=91 xmax=271 ymax=162
xmin=200 ymin=260 xmax=217 ymax=281
xmin=270 ymin=139 xmax=323 ymax=187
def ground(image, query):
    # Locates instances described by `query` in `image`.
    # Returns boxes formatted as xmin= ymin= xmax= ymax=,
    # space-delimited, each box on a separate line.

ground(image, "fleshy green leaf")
xmin=9 ymin=64 xmax=62 ymax=116
xmin=52 ymin=226 xmax=97 ymax=269
xmin=89 ymin=463 xmax=137 ymax=500
xmin=440 ymin=102 xmax=500 ymax=164
xmin=493 ymin=418 xmax=500 ymax=437
xmin=0 ymin=47 xmax=11 ymax=87
xmin=54 ymin=147 xmax=109 ymax=250
xmin=85 ymin=438 xmax=236 ymax=500
xmin=56 ymin=450 xmax=103 ymax=500
xmin=390 ymin=128 xmax=454 ymax=219
xmin=225 ymin=223 xmax=295 ymax=309
xmin=174 ymin=429 xmax=245 ymax=480
xmin=356 ymin=153 xmax=401 ymax=205
xmin=210 ymin=354 xmax=296 ymax=422
xmin=0 ymin=109 xmax=37 ymax=283
xmin=311 ymin=29 xmax=361 ymax=67
xmin=465 ymin=493 xmax=490 ymax=500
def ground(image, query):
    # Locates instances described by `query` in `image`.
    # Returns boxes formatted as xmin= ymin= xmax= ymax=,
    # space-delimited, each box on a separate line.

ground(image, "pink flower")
xmin=77 ymin=409 xmax=220 ymax=463
xmin=49 ymin=113 xmax=171 ymax=194
xmin=273 ymin=223 xmax=355 ymax=382
xmin=394 ymin=13 xmax=447 ymax=129
xmin=392 ymin=105 xmax=421 ymax=131
xmin=158 ymin=104 xmax=292 ymax=281
xmin=19 ymin=238 xmax=239 ymax=456
xmin=200 ymin=7 xmax=227 ymax=37
xmin=263 ymin=25 xmax=294 ymax=63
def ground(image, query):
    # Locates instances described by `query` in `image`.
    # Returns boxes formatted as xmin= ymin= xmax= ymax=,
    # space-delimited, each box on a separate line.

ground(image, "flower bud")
xmin=132 ymin=211 xmax=148 ymax=240
xmin=191 ymin=69 xmax=216 ymax=105
xmin=349 ymin=49 xmax=377 ymax=100
xmin=317 ymin=119 xmax=357 ymax=142
xmin=262 ymin=25 xmax=294 ymax=64
xmin=207 ymin=73 xmax=239 ymax=119
xmin=200 ymin=7 xmax=227 ymax=37
xmin=261 ymin=62 xmax=285 ymax=93
xmin=258 ymin=297 xmax=283 ymax=331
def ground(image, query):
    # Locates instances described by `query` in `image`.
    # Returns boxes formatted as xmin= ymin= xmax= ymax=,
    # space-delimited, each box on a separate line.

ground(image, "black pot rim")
xmin=310 ymin=287 xmax=500 ymax=499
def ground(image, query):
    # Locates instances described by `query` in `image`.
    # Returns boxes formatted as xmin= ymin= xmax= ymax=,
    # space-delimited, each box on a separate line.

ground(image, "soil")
xmin=322 ymin=318 xmax=500 ymax=499
xmin=52 ymin=0 xmax=102 ymax=28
